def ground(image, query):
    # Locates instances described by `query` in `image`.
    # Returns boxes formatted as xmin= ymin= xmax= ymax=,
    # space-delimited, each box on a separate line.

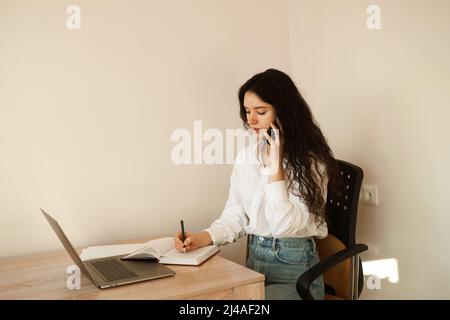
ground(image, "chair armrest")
xmin=296 ymin=243 xmax=368 ymax=300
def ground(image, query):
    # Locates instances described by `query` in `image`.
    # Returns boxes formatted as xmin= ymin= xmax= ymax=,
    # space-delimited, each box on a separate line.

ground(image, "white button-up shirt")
xmin=204 ymin=140 xmax=329 ymax=246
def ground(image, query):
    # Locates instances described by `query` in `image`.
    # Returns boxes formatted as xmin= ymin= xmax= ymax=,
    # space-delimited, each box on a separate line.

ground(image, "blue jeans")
xmin=246 ymin=234 xmax=325 ymax=300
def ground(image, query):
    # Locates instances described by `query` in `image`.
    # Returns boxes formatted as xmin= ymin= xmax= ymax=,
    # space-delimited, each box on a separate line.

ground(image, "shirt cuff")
xmin=264 ymin=180 xmax=289 ymax=203
xmin=203 ymin=226 xmax=223 ymax=246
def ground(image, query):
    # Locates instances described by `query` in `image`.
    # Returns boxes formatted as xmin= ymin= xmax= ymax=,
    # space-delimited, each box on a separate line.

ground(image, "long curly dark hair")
xmin=238 ymin=68 xmax=341 ymax=226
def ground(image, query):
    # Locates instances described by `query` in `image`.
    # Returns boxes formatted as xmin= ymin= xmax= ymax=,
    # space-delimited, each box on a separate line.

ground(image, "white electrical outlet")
xmin=360 ymin=184 xmax=379 ymax=206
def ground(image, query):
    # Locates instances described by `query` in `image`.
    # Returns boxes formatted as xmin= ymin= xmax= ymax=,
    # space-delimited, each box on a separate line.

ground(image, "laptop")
xmin=41 ymin=209 xmax=175 ymax=289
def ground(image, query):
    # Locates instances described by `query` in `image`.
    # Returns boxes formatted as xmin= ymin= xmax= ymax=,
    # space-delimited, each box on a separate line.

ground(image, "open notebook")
xmin=80 ymin=237 xmax=219 ymax=266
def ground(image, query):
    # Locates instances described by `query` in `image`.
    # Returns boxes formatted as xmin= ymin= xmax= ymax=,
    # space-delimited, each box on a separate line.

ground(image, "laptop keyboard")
xmin=90 ymin=259 xmax=138 ymax=282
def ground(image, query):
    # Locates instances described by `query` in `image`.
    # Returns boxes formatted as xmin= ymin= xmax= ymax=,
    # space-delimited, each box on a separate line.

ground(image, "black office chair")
xmin=296 ymin=160 xmax=368 ymax=300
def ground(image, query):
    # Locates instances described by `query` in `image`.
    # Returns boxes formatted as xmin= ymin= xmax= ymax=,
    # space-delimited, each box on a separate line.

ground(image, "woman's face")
xmin=243 ymin=91 xmax=277 ymax=140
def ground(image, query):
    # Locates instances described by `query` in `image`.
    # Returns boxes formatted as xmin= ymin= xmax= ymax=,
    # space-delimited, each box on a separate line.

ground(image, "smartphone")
xmin=265 ymin=118 xmax=280 ymax=145
xmin=266 ymin=127 xmax=272 ymax=145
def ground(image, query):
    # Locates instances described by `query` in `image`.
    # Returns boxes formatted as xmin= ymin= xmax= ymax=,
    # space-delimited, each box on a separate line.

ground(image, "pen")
xmin=180 ymin=220 xmax=186 ymax=252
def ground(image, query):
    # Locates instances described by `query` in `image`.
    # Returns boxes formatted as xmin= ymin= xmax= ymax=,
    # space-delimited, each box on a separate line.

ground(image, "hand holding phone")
xmin=265 ymin=118 xmax=281 ymax=145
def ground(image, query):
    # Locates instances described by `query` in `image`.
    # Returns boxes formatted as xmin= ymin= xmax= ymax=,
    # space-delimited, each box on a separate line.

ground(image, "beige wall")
xmin=0 ymin=0 xmax=291 ymax=264
xmin=288 ymin=0 xmax=450 ymax=299
xmin=2 ymin=0 xmax=449 ymax=299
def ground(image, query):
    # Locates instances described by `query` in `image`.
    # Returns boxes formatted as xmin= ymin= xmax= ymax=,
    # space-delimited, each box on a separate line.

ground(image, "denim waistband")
xmin=248 ymin=234 xmax=316 ymax=250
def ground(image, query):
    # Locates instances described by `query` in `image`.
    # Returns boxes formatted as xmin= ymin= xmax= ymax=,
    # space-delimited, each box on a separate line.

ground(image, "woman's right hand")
xmin=174 ymin=231 xmax=213 ymax=253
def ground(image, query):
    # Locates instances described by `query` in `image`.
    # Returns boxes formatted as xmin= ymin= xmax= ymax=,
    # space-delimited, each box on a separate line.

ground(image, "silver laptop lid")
xmin=41 ymin=208 xmax=96 ymax=284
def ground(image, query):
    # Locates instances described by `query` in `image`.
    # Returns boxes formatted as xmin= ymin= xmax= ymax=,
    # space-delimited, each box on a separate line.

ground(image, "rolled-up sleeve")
xmin=263 ymin=163 xmax=328 ymax=238
xmin=204 ymin=163 xmax=248 ymax=246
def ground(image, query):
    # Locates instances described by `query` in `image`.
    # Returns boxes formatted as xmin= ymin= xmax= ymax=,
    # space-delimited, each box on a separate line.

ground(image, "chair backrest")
xmin=316 ymin=159 xmax=364 ymax=299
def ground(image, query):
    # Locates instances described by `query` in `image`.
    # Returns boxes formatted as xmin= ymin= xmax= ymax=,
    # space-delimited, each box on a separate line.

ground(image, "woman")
xmin=174 ymin=68 xmax=340 ymax=300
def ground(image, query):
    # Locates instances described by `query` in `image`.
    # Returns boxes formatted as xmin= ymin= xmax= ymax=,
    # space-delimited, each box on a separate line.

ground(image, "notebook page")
xmin=140 ymin=237 xmax=174 ymax=256
xmin=123 ymin=237 xmax=174 ymax=259
xmin=160 ymin=245 xmax=219 ymax=265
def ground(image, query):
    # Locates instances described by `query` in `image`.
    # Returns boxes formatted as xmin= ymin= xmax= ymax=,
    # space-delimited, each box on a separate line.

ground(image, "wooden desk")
xmin=0 ymin=237 xmax=265 ymax=300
